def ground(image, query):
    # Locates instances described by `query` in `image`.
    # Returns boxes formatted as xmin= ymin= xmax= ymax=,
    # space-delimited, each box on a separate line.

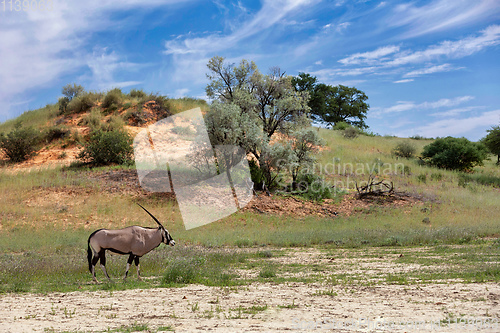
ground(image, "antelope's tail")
xmin=87 ymin=240 xmax=92 ymax=273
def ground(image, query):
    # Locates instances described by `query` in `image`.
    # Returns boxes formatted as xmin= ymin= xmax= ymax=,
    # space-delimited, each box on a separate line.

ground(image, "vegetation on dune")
xmin=421 ymin=136 xmax=489 ymax=171
xmin=0 ymin=121 xmax=40 ymax=162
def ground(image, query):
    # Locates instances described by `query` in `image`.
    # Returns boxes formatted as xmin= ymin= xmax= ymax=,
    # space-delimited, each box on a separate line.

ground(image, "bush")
xmin=342 ymin=126 xmax=359 ymax=139
xmin=332 ymin=121 xmax=351 ymax=131
xmin=43 ymin=125 xmax=71 ymax=143
xmin=101 ymin=88 xmax=123 ymax=109
xmin=0 ymin=122 xmax=40 ymax=162
xmin=421 ymin=137 xmax=488 ymax=171
xmin=296 ymin=173 xmax=334 ymax=201
xmin=392 ymin=141 xmax=416 ymax=158
xmin=81 ymin=109 xmax=103 ymax=130
xmin=129 ymin=88 xmax=147 ymax=99
xmin=78 ymin=128 xmax=133 ymax=166
xmin=58 ymin=97 xmax=70 ymax=114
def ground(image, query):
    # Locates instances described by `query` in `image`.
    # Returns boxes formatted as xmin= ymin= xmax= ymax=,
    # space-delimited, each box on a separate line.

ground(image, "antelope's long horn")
xmin=137 ymin=203 xmax=163 ymax=227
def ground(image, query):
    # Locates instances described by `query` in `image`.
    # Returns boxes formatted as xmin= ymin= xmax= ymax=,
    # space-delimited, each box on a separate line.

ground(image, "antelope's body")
xmin=87 ymin=205 xmax=175 ymax=282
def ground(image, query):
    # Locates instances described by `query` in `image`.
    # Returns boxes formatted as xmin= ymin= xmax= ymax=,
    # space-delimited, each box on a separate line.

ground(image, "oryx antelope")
xmin=87 ymin=204 xmax=175 ymax=282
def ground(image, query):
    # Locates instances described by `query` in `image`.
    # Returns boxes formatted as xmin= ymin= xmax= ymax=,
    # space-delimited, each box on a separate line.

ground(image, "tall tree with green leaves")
xmin=292 ymin=72 xmax=369 ymax=128
xmin=206 ymin=56 xmax=310 ymax=138
xmin=482 ymin=125 xmax=500 ymax=164
xmin=205 ymin=56 xmax=316 ymax=190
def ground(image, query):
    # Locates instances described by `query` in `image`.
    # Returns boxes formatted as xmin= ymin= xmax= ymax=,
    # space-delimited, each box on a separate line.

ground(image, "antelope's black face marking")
xmin=161 ymin=227 xmax=175 ymax=246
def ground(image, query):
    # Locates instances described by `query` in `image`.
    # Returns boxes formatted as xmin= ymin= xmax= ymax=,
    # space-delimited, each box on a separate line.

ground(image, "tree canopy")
xmin=292 ymin=72 xmax=369 ymax=129
xmin=482 ymin=125 xmax=500 ymax=164
xmin=206 ymin=56 xmax=310 ymax=138
xmin=204 ymin=56 xmax=321 ymax=191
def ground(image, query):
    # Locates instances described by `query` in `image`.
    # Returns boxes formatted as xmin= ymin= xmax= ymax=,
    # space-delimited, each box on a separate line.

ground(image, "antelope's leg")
xmin=91 ymin=254 xmax=100 ymax=283
xmin=134 ymin=256 xmax=142 ymax=281
xmin=124 ymin=254 xmax=134 ymax=280
xmin=99 ymin=250 xmax=111 ymax=281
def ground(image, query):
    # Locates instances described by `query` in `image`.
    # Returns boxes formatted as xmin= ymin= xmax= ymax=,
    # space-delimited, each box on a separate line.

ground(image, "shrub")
xmin=43 ymin=125 xmax=71 ymax=143
xmin=81 ymin=109 xmax=103 ymax=130
xmin=342 ymin=126 xmax=359 ymax=139
xmin=78 ymin=128 xmax=133 ymax=166
xmin=430 ymin=172 xmax=443 ymax=181
xmin=296 ymin=173 xmax=334 ymax=201
xmin=102 ymin=88 xmax=123 ymax=109
xmin=392 ymin=141 xmax=416 ymax=158
xmin=129 ymin=88 xmax=147 ymax=99
xmin=104 ymin=115 xmax=126 ymax=132
xmin=58 ymin=97 xmax=70 ymax=114
xmin=421 ymin=137 xmax=488 ymax=171
xmin=0 ymin=122 xmax=40 ymax=162
xmin=417 ymin=173 xmax=427 ymax=183
xmin=332 ymin=121 xmax=351 ymax=131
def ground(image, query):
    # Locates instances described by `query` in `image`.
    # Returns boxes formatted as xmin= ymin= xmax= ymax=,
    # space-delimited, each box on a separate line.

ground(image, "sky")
xmin=1 ymin=0 xmax=499 ymax=140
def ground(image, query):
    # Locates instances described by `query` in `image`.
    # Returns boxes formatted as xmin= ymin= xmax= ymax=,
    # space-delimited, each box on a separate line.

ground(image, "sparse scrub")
xmin=332 ymin=121 xmax=351 ymax=131
xmin=295 ymin=172 xmax=334 ymax=201
xmin=65 ymin=92 xmax=99 ymax=114
xmin=102 ymin=88 xmax=123 ymax=109
xmin=392 ymin=141 xmax=416 ymax=158
xmin=78 ymin=128 xmax=133 ymax=166
xmin=0 ymin=122 xmax=40 ymax=162
xmin=43 ymin=125 xmax=71 ymax=143
xmin=81 ymin=108 xmax=103 ymax=130
xmin=129 ymin=88 xmax=147 ymax=99
xmin=342 ymin=126 xmax=359 ymax=139
xmin=430 ymin=172 xmax=443 ymax=181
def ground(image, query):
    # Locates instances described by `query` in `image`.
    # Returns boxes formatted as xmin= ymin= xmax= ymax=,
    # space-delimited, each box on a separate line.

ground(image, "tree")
xmin=206 ymin=56 xmax=310 ymax=139
xmin=292 ymin=72 xmax=317 ymax=93
xmin=292 ymin=72 xmax=369 ymax=128
xmin=59 ymin=83 xmax=85 ymax=114
xmin=62 ymin=83 xmax=85 ymax=101
xmin=204 ymin=101 xmax=266 ymax=162
xmin=205 ymin=56 xmax=318 ymax=191
xmin=310 ymin=84 xmax=368 ymax=128
xmin=421 ymin=137 xmax=488 ymax=171
xmin=287 ymin=128 xmax=323 ymax=190
xmin=482 ymin=125 xmax=500 ymax=164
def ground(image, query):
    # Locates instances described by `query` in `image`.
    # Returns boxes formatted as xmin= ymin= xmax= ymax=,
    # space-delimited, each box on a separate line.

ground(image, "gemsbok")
xmin=87 ymin=204 xmax=175 ymax=282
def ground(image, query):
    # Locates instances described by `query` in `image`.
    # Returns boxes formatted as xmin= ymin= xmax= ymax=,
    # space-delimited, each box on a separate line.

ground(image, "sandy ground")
xmin=1 ymin=281 xmax=499 ymax=332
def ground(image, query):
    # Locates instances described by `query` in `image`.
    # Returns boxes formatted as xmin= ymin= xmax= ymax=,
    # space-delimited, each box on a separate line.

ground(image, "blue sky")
xmin=1 ymin=0 xmax=499 ymax=140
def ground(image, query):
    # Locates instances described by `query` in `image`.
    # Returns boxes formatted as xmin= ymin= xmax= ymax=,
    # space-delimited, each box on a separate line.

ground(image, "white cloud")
xmin=388 ymin=0 xmax=500 ymax=38
xmin=374 ymin=96 xmax=475 ymax=116
xmin=338 ymin=45 xmax=400 ymax=65
xmin=387 ymin=25 xmax=500 ymax=67
xmin=403 ymin=63 xmax=460 ymax=77
xmin=406 ymin=110 xmax=500 ymax=139
xmin=431 ymin=106 xmax=486 ymax=117
xmin=0 ymin=0 xmax=195 ymax=118
xmin=86 ymin=48 xmax=146 ymax=90
xmin=335 ymin=25 xmax=500 ymax=80
xmin=164 ymin=0 xmax=317 ymax=55
xmin=393 ymin=79 xmax=414 ymax=84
